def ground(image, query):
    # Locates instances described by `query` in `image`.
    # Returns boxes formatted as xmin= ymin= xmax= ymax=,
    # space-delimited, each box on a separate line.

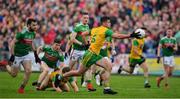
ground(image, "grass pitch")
xmin=0 ymin=72 xmax=180 ymax=98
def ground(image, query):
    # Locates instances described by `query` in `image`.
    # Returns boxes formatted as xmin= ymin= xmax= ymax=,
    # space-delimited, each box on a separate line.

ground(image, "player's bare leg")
xmin=37 ymin=62 xmax=49 ymax=89
xmin=6 ymin=65 xmax=19 ymax=77
xmin=157 ymin=65 xmax=168 ymax=87
xmin=83 ymin=67 xmax=96 ymax=91
xmin=63 ymin=63 xmax=88 ymax=77
xmin=39 ymin=75 xmax=50 ymax=90
xmin=69 ymin=60 xmax=76 ymax=70
xmin=120 ymin=66 xmax=134 ymax=74
xmin=96 ymin=57 xmax=117 ymax=94
xmin=164 ymin=65 xmax=173 ymax=88
xmin=61 ymin=83 xmax=70 ymax=92
xmin=18 ymin=60 xmax=32 ymax=93
xmin=140 ymin=62 xmax=151 ymax=88
xmin=82 ymin=69 xmax=91 ymax=87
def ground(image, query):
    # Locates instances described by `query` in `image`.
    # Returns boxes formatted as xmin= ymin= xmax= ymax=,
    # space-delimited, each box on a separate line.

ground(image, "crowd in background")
xmin=0 ymin=0 xmax=180 ymax=62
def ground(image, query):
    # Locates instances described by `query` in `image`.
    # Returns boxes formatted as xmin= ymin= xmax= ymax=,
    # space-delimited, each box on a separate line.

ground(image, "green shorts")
xmin=82 ymin=50 xmax=103 ymax=68
xmin=129 ymin=57 xmax=145 ymax=67
xmin=99 ymin=48 xmax=108 ymax=57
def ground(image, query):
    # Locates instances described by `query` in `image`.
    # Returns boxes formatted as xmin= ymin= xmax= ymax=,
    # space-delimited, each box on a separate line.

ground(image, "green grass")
xmin=0 ymin=72 xmax=180 ymax=98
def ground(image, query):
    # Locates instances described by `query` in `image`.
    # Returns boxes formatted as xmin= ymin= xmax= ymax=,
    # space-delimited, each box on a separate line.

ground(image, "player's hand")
xmin=55 ymin=88 xmax=62 ymax=93
xmin=157 ymin=56 xmax=161 ymax=64
xmin=166 ymin=44 xmax=174 ymax=50
xmin=34 ymin=51 xmax=41 ymax=64
xmin=167 ymin=46 xmax=174 ymax=50
xmin=130 ymin=31 xmax=141 ymax=38
xmin=9 ymin=55 xmax=15 ymax=65
xmin=82 ymin=44 xmax=90 ymax=50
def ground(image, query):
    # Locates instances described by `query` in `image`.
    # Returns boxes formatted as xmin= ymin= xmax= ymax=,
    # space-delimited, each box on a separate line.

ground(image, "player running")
xmin=5 ymin=18 xmax=41 ymax=93
xmin=118 ymin=28 xmax=151 ymax=88
xmin=156 ymin=27 xmax=178 ymax=88
xmin=93 ymin=35 xmax=116 ymax=86
xmin=60 ymin=16 xmax=141 ymax=95
xmin=65 ymin=12 xmax=96 ymax=91
xmin=35 ymin=39 xmax=65 ymax=90
xmin=33 ymin=67 xmax=78 ymax=93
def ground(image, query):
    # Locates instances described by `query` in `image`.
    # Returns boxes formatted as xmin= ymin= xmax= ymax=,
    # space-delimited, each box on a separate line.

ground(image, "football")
xmin=135 ymin=28 xmax=146 ymax=38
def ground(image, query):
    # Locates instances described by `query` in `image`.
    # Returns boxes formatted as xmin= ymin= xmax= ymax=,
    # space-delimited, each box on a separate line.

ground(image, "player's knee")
xmin=44 ymin=68 xmax=49 ymax=73
xmin=65 ymin=88 xmax=70 ymax=92
xmin=168 ymin=72 xmax=172 ymax=77
xmin=129 ymin=68 xmax=134 ymax=74
xmin=25 ymin=69 xmax=32 ymax=74
xmin=106 ymin=61 xmax=112 ymax=71
xmin=11 ymin=72 xmax=17 ymax=77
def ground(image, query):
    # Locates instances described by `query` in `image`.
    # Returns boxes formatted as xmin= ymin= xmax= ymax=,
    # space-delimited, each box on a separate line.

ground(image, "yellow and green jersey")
xmin=14 ymin=31 xmax=35 ymax=57
xmin=159 ymin=36 xmax=177 ymax=56
xmin=89 ymin=26 xmax=113 ymax=55
xmin=72 ymin=23 xmax=89 ymax=50
xmin=50 ymin=71 xmax=74 ymax=84
xmin=41 ymin=45 xmax=64 ymax=68
xmin=130 ymin=38 xmax=145 ymax=59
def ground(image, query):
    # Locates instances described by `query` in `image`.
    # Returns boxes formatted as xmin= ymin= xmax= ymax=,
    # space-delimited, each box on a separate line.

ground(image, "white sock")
xmin=104 ymin=87 xmax=110 ymax=90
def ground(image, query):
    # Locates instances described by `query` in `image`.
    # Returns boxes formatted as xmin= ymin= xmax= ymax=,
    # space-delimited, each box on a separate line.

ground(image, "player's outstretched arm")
xmin=70 ymin=32 xmax=83 ymax=45
xmin=174 ymin=43 xmax=178 ymax=51
xmin=112 ymin=31 xmax=140 ymax=39
xmin=112 ymin=33 xmax=130 ymax=39
xmin=9 ymin=38 xmax=16 ymax=55
xmin=157 ymin=44 xmax=162 ymax=63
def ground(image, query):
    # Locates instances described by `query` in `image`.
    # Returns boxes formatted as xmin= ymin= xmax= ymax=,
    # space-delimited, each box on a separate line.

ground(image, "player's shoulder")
xmin=160 ymin=36 xmax=167 ymax=40
xmin=74 ymin=22 xmax=83 ymax=27
xmin=43 ymin=45 xmax=51 ymax=49
xmin=171 ymin=37 xmax=177 ymax=40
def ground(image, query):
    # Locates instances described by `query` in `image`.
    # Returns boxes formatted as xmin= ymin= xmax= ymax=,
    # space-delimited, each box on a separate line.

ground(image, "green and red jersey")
xmin=159 ymin=36 xmax=177 ymax=56
xmin=14 ymin=31 xmax=35 ymax=57
xmin=41 ymin=45 xmax=64 ymax=68
xmin=72 ymin=23 xmax=89 ymax=50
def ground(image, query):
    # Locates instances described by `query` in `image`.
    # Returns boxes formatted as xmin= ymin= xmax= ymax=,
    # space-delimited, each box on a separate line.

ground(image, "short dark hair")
xmin=81 ymin=11 xmax=89 ymax=15
xmin=27 ymin=18 xmax=37 ymax=26
xmin=54 ymin=68 xmax=60 ymax=72
xmin=62 ymin=67 xmax=70 ymax=74
xmin=100 ymin=16 xmax=110 ymax=24
xmin=141 ymin=27 xmax=147 ymax=30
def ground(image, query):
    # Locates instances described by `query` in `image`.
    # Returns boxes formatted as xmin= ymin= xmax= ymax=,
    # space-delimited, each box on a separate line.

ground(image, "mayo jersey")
xmin=159 ymin=36 xmax=177 ymax=56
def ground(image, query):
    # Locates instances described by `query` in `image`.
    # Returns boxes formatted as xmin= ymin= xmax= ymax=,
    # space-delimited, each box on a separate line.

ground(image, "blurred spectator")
xmin=0 ymin=0 xmax=179 ymax=61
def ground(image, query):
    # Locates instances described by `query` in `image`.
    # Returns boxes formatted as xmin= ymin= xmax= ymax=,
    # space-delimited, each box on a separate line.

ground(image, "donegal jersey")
xmin=14 ymin=31 xmax=35 ymax=57
xmin=50 ymin=71 xmax=74 ymax=84
xmin=72 ymin=23 xmax=89 ymax=50
xmin=130 ymin=38 xmax=145 ymax=59
xmin=89 ymin=26 xmax=113 ymax=55
xmin=160 ymin=36 xmax=177 ymax=56
xmin=41 ymin=45 xmax=64 ymax=68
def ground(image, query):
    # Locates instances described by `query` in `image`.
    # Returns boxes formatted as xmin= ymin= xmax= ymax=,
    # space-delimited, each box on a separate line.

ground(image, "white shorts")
xmin=70 ymin=49 xmax=85 ymax=61
xmin=163 ymin=56 xmax=175 ymax=67
xmin=13 ymin=53 xmax=34 ymax=68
